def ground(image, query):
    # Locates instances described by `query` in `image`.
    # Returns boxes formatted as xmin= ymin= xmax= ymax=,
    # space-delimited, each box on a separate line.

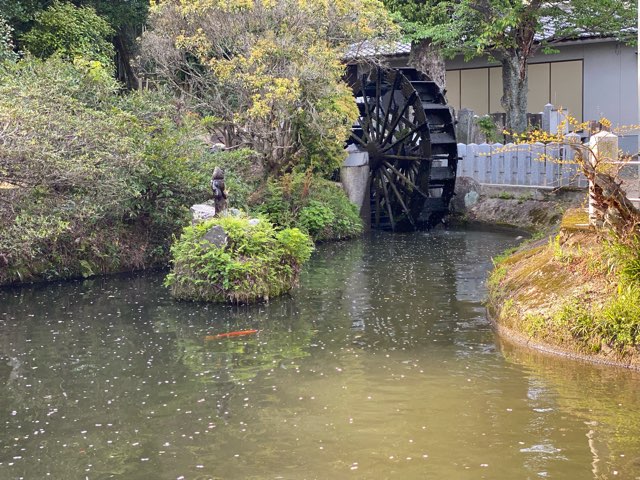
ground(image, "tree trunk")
xmin=409 ymin=39 xmax=446 ymax=90
xmin=500 ymin=52 xmax=528 ymax=134
xmin=573 ymin=146 xmax=640 ymax=236
xmin=114 ymin=32 xmax=138 ymax=90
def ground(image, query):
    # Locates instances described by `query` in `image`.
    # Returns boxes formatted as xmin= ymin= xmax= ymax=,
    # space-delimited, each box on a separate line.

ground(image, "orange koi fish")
xmin=204 ymin=329 xmax=259 ymax=341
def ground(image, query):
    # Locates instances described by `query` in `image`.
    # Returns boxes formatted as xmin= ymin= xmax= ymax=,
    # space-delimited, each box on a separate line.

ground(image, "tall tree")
xmin=79 ymin=0 xmax=149 ymax=88
xmin=384 ymin=0 xmax=637 ymax=133
xmin=21 ymin=2 xmax=115 ymax=65
xmin=138 ymin=0 xmax=396 ymax=175
xmin=1 ymin=0 xmax=148 ymax=88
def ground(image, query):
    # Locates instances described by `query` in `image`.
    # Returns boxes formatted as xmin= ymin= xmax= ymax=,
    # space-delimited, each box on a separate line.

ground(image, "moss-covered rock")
xmin=165 ymin=215 xmax=314 ymax=303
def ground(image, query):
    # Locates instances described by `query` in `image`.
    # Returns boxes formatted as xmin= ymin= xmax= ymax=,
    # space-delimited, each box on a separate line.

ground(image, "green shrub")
xmin=597 ymin=285 xmax=640 ymax=351
xmin=547 ymin=289 xmax=640 ymax=353
xmin=255 ymin=171 xmax=362 ymax=242
xmin=605 ymin=236 xmax=640 ymax=286
xmin=298 ymin=201 xmax=336 ymax=238
xmin=0 ymin=56 xmax=253 ymax=285
xmin=476 ymin=115 xmax=499 ymax=143
xmin=21 ymin=2 xmax=115 ymax=66
xmin=165 ymin=216 xmax=314 ymax=303
xmin=0 ymin=16 xmax=18 ymax=62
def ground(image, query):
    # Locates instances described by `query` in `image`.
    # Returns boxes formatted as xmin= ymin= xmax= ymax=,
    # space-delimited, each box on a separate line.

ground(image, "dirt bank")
xmin=486 ymin=209 xmax=640 ymax=370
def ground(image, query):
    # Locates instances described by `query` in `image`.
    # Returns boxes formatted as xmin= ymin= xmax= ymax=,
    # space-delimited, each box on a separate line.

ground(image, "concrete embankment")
xmin=450 ymin=176 xmax=584 ymax=232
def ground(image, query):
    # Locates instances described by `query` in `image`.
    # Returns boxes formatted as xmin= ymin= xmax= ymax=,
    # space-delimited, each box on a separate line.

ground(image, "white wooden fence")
xmin=456 ymin=142 xmax=589 ymax=189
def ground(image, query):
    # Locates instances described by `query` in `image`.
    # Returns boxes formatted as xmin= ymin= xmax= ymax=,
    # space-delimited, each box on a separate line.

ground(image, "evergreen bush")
xmin=254 ymin=172 xmax=363 ymax=242
xmin=165 ymin=216 xmax=313 ymax=303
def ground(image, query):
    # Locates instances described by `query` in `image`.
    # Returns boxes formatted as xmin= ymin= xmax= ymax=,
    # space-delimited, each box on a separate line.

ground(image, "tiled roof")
xmin=344 ymin=40 xmax=412 ymax=60
xmin=345 ymin=24 xmax=636 ymax=60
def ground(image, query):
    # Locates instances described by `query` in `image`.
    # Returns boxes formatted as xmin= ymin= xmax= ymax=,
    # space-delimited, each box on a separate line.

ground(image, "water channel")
xmin=1 ymin=229 xmax=639 ymax=479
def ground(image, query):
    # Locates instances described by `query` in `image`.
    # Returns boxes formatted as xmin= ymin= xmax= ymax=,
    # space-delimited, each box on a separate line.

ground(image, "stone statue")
xmin=211 ymin=166 xmax=227 ymax=215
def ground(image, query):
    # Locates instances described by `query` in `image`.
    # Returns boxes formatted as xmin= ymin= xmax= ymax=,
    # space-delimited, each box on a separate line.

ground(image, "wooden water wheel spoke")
xmin=347 ymin=66 xmax=458 ymax=230
xmin=383 ymin=154 xmax=423 ymax=161
xmin=378 ymin=170 xmax=396 ymax=230
xmin=383 ymin=125 xmax=425 ymax=154
xmin=383 ymin=161 xmax=429 ymax=198
xmin=380 ymin=74 xmax=401 ymax=138
xmin=381 ymin=168 xmax=415 ymax=227
xmin=350 ymin=132 xmax=368 ymax=148
xmin=374 ymin=72 xmax=382 ymax=140
xmin=382 ymin=92 xmax=418 ymax=146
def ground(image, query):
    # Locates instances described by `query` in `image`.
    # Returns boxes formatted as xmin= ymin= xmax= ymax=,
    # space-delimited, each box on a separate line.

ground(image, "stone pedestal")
xmin=190 ymin=203 xmax=217 ymax=224
xmin=341 ymin=146 xmax=370 ymax=228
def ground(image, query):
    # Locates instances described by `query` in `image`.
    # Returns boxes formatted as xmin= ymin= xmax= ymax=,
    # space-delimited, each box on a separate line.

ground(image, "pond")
xmin=1 ymin=229 xmax=639 ymax=479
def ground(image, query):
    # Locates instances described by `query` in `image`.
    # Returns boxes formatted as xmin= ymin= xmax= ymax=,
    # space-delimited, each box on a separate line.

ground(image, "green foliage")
xmin=81 ymin=0 xmax=149 ymax=32
xmin=165 ymin=216 xmax=314 ymax=303
xmin=0 ymin=56 xmax=242 ymax=285
xmin=553 ymin=288 xmax=640 ymax=353
xmin=138 ymin=0 xmax=396 ymax=175
xmin=550 ymin=234 xmax=575 ymax=264
xmin=604 ymin=235 xmax=640 ymax=286
xmin=255 ymin=172 xmax=363 ymax=242
xmin=298 ymin=201 xmax=336 ymax=238
xmin=476 ymin=115 xmax=498 ymax=143
xmin=497 ymin=191 xmax=515 ymax=200
xmin=598 ymin=285 xmax=640 ymax=350
xmin=523 ymin=313 xmax=546 ymax=337
xmin=492 ymin=246 xmax=518 ymax=265
xmin=0 ymin=16 xmax=18 ymax=62
xmin=21 ymin=1 xmax=115 ymax=65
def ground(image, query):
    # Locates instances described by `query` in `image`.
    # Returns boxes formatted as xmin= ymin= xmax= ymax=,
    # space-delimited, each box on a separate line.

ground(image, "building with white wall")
xmin=384 ymin=38 xmax=638 ymax=152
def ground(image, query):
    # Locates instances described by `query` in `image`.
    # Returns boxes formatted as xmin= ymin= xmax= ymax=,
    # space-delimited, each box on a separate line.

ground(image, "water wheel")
xmin=347 ymin=67 xmax=458 ymax=231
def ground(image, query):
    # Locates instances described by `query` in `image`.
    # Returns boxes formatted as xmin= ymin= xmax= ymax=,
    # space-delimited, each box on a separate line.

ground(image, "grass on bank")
xmin=489 ymin=211 xmax=640 ymax=358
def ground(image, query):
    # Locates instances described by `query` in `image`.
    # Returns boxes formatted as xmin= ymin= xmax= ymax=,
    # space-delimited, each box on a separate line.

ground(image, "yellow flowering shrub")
xmin=141 ymin=0 xmax=397 ymax=175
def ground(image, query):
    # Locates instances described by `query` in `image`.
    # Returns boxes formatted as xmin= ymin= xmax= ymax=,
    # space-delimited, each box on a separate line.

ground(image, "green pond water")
xmin=1 ymin=229 xmax=639 ymax=480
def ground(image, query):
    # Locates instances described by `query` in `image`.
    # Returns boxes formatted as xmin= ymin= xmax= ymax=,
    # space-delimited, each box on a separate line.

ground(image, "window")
xmin=445 ymin=60 xmax=583 ymax=121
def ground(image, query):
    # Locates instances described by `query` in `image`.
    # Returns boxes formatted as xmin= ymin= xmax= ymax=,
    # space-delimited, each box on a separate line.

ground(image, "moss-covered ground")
xmin=488 ymin=209 xmax=640 ymax=369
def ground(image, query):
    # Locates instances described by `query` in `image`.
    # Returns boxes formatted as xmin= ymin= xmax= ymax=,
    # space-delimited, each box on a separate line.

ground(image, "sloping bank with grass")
xmin=0 ymin=57 xmax=362 ymax=288
xmin=487 ymin=209 xmax=640 ymax=369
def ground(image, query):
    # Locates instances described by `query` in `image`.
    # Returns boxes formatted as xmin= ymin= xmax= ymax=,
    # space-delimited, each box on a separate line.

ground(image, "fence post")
xmin=563 ymin=133 xmax=582 ymax=187
xmin=477 ymin=143 xmax=491 ymax=183
xmin=491 ymin=143 xmax=504 ymax=184
xmin=516 ymin=144 xmax=529 ymax=185
xmin=544 ymin=142 xmax=559 ymax=187
xmin=506 ymin=143 xmax=517 ymax=184
xmin=588 ymin=131 xmax=618 ymax=226
xmin=468 ymin=143 xmax=479 ymax=179
xmin=531 ymin=142 xmax=545 ymax=186
xmin=457 ymin=143 xmax=467 ymax=177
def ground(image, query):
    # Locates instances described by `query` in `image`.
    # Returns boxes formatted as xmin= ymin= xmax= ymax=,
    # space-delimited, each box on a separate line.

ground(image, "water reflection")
xmin=0 ymin=229 xmax=639 ymax=479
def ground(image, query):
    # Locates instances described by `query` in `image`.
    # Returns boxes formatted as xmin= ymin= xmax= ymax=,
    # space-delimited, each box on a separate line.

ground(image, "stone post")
xmin=588 ymin=130 xmax=618 ymax=226
xmin=456 ymin=108 xmax=475 ymax=144
xmin=542 ymin=103 xmax=554 ymax=132
xmin=341 ymin=145 xmax=370 ymax=228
